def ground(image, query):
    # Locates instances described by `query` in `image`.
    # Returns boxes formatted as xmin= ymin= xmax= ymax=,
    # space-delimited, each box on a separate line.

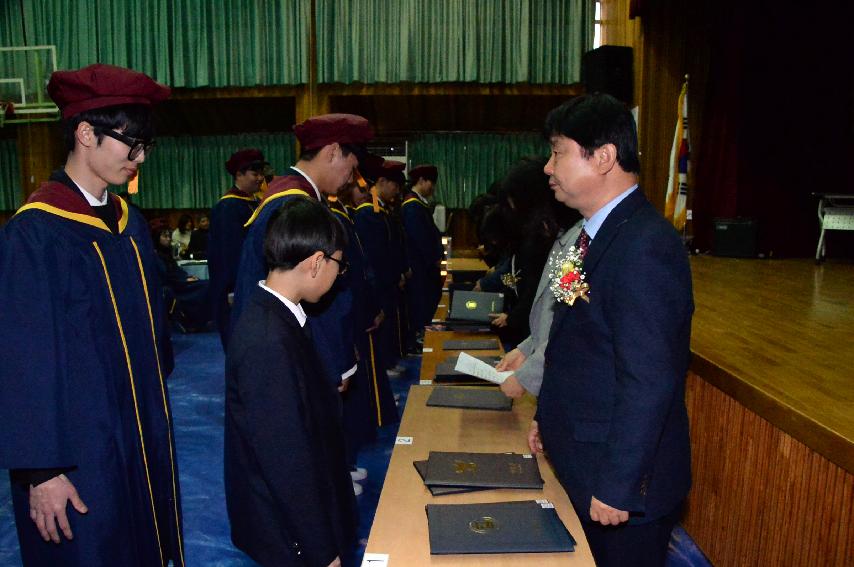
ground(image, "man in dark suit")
xmin=530 ymin=94 xmax=693 ymax=566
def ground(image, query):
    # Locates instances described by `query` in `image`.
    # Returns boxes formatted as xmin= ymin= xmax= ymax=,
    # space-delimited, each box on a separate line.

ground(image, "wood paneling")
xmin=684 ymin=373 xmax=853 ymax=566
xmin=329 ymin=94 xmax=570 ymax=133
xmin=16 ymin=121 xmax=66 ymax=202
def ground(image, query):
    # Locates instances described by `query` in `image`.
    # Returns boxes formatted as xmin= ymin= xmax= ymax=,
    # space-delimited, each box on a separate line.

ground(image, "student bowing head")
xmin=264 ymin=198 xmax=348 ymax=303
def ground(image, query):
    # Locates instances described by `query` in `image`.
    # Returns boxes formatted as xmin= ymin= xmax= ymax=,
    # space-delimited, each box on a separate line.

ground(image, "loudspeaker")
xmin=581 ymin=46 xmax=634 ymax=105
xmin=712 ymin=218 xmax=758 ymax=258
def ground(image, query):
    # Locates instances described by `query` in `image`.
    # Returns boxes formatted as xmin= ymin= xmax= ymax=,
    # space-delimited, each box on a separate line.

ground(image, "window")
xmin=594 ymin=1 xmax=602 ymax=48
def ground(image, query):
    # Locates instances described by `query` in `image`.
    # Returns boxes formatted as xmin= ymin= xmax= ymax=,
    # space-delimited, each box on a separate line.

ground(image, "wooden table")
xmin=364 ymin=384 xmax=595 ymax=566
xmin=445 ymin=257 xmax=488 ymax=272
xmin=365 ymin=315 xmax=594 ymax=565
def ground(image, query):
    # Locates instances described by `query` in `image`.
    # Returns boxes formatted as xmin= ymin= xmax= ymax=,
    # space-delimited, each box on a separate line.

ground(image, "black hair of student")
xmin=177 ymin=214 xmax=194 ymax=232
xmin=468 ymin=191 xmax=499 ymax=229
xmin=297 ymin=143 xmax=356 ymax=162
xmin=477 ymin=205 xmax=510 ymax=267
xmin=62 ymin=103 xmax=155 ymax=153
xmin=543 ymin=93 xmax=640 ymax=174
xmin=264 ymin=197 xmax=348 ymax=271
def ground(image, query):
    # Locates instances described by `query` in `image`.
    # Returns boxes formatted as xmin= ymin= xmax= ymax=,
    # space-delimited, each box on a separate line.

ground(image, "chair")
xmin=814 ymin=193 xmax=854 ymax=263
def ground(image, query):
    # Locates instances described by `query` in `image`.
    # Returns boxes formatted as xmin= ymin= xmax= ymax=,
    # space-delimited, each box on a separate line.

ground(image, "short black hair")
xmin=177 ymin=213 xmax=194 ymax=232
xmin=297 ymin=143 xmax=358 ymax=162
xmin=264 ymin=197 xmax=347 ymax=271
xmin=543 ymin=93 xmax=640 ymax=174
xmin=62 ymin=103 xmax=155 ymax=153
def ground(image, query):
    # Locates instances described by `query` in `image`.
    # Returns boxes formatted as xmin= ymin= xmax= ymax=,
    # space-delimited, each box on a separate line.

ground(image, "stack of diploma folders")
xmin=415 ymin=452 xmax=577 ymax=555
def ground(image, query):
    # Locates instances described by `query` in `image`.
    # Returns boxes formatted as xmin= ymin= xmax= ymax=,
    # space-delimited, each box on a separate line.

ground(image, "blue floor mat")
xmin=0 ymin=333 xmax=710 ymax=567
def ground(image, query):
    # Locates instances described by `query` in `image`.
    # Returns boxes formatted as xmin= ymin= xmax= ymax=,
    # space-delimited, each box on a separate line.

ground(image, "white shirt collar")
xmin=414 ymin=190 xmax=429 ymax=205
xmin=258 ymin=281 xmax=306 ymax=327
xmin=69 ymin=176 xmax=109 ymax=206
xmin=290 ymin=166 xmax=322 ymax=201
xmin=583 ymin=184 xmax=638 ymax=240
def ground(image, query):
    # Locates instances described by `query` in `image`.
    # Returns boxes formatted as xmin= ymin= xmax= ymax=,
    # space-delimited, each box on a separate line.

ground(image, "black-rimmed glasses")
xmin=324 ymin=255 xmax=349 ymax=276
xmin=94 ymin=127 xmax=156 ymax=161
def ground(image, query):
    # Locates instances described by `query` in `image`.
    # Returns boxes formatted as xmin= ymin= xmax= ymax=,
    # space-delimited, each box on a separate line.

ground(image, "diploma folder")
xmin=423 ymin=452 xmax=544 ymax=489
xmin=433 ymin=355 xmax=502 ymax=384
xmin=413 ymin=461 xmax=488 ymax=496
xmin=426 ymin=387 xmax=512 ymax=411
xmin=426 ymin=500 xmax=576 ymax=555
xmin=448 ymin=291 xmax=504 ymax=323
xmin=442 ymin=339 xmax=501 ymax=351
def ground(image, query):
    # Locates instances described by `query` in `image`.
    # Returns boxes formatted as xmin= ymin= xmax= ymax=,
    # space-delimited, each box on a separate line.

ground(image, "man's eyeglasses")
xmin=324 ymin=255 xmax=349 ymax=276
xmin=94 ymin=127 xmax=156 ymax=161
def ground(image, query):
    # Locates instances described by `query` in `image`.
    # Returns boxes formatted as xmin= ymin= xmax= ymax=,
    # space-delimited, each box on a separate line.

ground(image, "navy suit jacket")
xmin=536 ymin=189 xmax=693 ymax=524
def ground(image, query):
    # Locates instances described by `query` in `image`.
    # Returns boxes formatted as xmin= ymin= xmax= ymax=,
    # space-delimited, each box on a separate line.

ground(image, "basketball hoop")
xmin=0 ymin=101 xmax=13 ymax=128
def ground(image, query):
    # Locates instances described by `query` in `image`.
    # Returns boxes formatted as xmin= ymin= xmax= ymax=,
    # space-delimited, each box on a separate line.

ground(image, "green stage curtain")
xmin=119 ymin=132 xmax=296 ymax=209
xmin=0 ymin=139 xmax=22 ymax=211
xmin=0 ymin=1 xmax=24 ymax=46
xmin=316 ymin=0 xmax=592 ymax=84
xmin=408 ymin=132 xmax=549 ymax=209
xmin=12 ymin=0 xmax=308 ymax=87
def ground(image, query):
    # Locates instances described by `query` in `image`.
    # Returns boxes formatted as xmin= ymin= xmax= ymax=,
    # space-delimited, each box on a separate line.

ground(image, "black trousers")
xmin=577 ymin=504 xmax=682 ymax=567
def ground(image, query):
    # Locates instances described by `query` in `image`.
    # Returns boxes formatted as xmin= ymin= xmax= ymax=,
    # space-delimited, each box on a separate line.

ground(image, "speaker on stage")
xmin=581 ymin=46 xmax=634 ymax=105
xmin=713 ymin=218 xmax=758 ymax=258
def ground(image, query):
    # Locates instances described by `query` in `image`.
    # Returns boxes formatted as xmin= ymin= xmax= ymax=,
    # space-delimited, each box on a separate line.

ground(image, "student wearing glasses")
xmin=0 ymin=64 xmax=184 ymax=566
xmin=225 ymin=198 xmax=356 ymax=567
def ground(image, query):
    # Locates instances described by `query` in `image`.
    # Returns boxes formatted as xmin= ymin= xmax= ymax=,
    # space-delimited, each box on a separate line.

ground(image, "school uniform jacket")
xmin=225 ymin=287 xmax=357 ymax=567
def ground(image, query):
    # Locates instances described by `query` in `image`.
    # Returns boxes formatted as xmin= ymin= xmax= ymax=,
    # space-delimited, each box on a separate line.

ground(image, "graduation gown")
xmin=401 ymin=193 xmax=443 ymax=331
xmin=207 ymin=187 xmax=258 ymax=348
xmin=329 ymin=201 xmax=397 ymax=433
xmin=353 ymin=201 xmax=402 ymax=369
xmin=230 ymin=170 xmax=315 ymax=334
xmin=0 ymin=175 xmax=184 ymax=567
xmin=387 ymin=205 xmax=410 ymax=355
xmin=225 ymin=287 xmax=357 ymax=567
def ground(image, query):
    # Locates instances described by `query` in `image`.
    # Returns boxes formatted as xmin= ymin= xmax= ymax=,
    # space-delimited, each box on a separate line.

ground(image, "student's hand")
xmin=589 ymin=496 xmax=629 ymax=526
xmin=527 ymin=420 xmax=543 ymax=455
xmin=327 ymin=557 xmax=342 ymax=567
xmin=366 ymin=310 xmax=385 ymax=332
xmin=489 ymin=313 xmax=508 ymax=328
xmin=496 ymin=348 xmax=526 ymax=371
xmin=186 ymin=276 xmax=199 ymax=282
xmin=29 ymin=474 xmax=88 ymax=543
xmin=500 ymin=375 xmax=526 ymax=399
xmin=405 ymin=269 xmax=413 ymax=280
xmin=338 ymin=377 xmax=350 ymax=393
xmin=398 ymin=274 xmax=406 ymax=289
xmin=472 ymin=281 xmax=482 ymax=291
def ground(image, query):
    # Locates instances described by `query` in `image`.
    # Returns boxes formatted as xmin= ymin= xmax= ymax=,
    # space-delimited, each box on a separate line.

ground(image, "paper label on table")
xmin=522 ymin=454 xmax=533 ymax=459
xmin=361 ymin=553 xmax=389 ymax=567
xmin=395 ymin=436 xmax=413 ymax=445
xmin=419 ymin=380 xmax=432 ymax=385
xmin=537 ymin=500 xmax=555 ymax=509
xmin=431 ymin=318 xmax=441 ymax=323
xmin=438 ymin=304 xmax=446 ymax=307
xmin=453 ymin=352 xmax=513 ymax=385
xmin=422 ymin=347 xmax=433 ymax=353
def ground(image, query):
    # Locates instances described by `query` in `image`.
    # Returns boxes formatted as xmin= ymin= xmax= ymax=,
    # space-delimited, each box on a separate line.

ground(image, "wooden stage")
xmin=685 ymin=256 xmax=853 ymax=566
